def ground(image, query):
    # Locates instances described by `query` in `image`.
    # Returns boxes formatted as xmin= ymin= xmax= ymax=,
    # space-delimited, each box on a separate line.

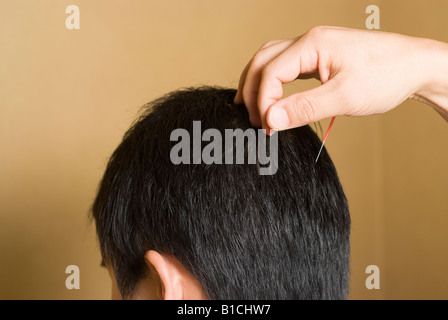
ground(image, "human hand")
xmin=235 ymin=26 xmax=448 ymax=130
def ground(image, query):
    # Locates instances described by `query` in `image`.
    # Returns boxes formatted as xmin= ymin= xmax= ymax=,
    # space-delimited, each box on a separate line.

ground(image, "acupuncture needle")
xmin=315 ymin=116 xmax=336 ymax=163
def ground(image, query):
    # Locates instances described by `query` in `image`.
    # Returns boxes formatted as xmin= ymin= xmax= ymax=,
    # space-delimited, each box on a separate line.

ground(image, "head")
xmin=91 ymin=86 xmax=351 ymax=300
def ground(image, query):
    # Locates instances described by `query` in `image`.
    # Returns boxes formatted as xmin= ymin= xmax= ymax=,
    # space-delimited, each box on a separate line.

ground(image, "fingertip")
xmin=267 ymin=105 xmax=291 ymax=130
xmin=234 ymin=90 xmax=243 ymax=104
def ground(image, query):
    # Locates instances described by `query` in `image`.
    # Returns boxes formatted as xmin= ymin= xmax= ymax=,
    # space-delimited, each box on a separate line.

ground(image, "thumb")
xmin=266 ymin=80 xmax=347 ymax=130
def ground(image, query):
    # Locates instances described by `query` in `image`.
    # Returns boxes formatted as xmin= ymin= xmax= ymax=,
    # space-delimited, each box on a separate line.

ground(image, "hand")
xmin=234 ymin=26 xmax=448 ymax=130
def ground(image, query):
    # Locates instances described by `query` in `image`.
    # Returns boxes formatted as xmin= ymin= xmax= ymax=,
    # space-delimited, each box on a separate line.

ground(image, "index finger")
xmin=257 ymin=39 xmax=320 ymax=129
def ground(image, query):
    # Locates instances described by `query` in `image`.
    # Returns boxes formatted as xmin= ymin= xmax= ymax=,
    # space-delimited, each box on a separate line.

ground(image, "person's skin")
xmin=234 ymin=26 xmax=448 ymax=131
xmin=106 ymin=250 xmax=208 ymax=300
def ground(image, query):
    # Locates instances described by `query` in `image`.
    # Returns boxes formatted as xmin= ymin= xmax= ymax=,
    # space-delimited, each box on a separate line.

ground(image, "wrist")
xmin=411 ymin=38 xmax=448 ymax=120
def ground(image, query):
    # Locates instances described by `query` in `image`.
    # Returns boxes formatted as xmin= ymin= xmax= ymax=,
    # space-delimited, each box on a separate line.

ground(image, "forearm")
xmin=411 ymin=38 xmax=448 ymax=121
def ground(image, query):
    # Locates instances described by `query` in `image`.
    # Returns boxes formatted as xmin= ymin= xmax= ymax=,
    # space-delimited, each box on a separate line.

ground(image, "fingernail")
xmin=269 ymin=107 xmax=290 ymax=129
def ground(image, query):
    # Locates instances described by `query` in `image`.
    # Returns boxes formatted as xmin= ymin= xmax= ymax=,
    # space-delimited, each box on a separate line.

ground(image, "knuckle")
xmin=293 ymin=95 xmax=317 ymax=123
xmin=306 ymin=25 xmax=331 ymax=39
xmin=309 ymin=25 xmax=325 ymax=34
xmin=251 ymin=51 xmax=266 ymax=69
xmin=259 ymin=40 xmax=277 ymax=50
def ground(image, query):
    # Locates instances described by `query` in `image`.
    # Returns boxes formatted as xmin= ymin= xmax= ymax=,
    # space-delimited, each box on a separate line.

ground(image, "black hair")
xmin=91 ymin=86 xmax=350 ymax=300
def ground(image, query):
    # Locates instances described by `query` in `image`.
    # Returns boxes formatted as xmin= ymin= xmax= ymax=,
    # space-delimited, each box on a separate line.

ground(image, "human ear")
xmin=145 ymin=250 xmax=207 ymax=300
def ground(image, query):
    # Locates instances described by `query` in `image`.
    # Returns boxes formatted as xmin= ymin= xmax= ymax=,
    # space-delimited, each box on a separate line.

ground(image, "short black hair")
xmin=91 ymin=86 xmax=351 ymax=299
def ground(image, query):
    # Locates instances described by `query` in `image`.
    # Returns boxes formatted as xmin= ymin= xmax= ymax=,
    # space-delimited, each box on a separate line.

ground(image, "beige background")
xmin=1 ymin=0 xmax=447 ymax=299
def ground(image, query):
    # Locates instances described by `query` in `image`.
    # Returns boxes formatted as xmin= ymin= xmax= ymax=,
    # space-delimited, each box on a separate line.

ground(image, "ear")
xmin=145 ymin=250 xmax=207 ymax=300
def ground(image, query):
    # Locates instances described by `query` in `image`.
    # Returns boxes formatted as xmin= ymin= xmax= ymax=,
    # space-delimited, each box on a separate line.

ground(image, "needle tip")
xmin=315 ymin=141 xmax=325 ymax=163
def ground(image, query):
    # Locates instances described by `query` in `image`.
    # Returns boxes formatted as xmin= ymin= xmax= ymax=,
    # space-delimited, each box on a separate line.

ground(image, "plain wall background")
xmin=1 ymin=0 xmax=447 ymax=299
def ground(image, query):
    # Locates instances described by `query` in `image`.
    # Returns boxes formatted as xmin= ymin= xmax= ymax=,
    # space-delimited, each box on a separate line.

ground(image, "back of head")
xmin=92 ymin=86 xmax=351 ymax=299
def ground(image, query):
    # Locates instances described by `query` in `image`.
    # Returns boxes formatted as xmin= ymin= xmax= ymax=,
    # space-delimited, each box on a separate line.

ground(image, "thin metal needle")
xmin=315 ymin=140 xmax=326 ymax=163
xmin=315 ymin=116 xmax=336 ymax=163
